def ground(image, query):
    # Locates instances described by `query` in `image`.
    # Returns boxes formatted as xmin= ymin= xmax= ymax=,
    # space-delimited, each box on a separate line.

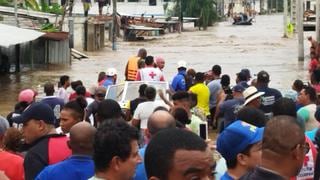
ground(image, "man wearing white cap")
xmin=243 ymin=86 xmax=265 ymax=109
xmin=171 ymin=60 xmax=187 ymax=92
xmin=102 ymin=68 xmax=117 ymax=89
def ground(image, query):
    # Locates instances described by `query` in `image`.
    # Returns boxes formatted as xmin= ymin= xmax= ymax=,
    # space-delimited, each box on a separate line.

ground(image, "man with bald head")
xmin=36 ymin=122 xmax=96 ymax=180
xmin=134 ymin=110 xmax=176 ymax=180
xmin=240 ymin=115 xmax=309 ymax=179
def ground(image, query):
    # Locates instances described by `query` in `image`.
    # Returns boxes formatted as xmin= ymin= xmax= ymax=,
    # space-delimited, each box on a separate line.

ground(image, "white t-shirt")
xmin=133 ymin=101 xmax=167 ymax=129
xmin=57 ymin=87 xmax=69 ymax=103
xmin=139 ymin=67 xmax=164 ymax=81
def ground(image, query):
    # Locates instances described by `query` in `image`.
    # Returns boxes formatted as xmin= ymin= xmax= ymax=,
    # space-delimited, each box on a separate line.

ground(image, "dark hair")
xmin=44 ymin=82 xmax=55 ymax=96
xmin=71 ymin=80 xmax=83 ymax=91
xmin=3 ymin=127 xmax=23 ymax=153
xmin=171 ymin=107 xmax=191 ymax=126
xmin=212 ymin=65 xmax=221 ymax=76
xmin=139 ymin=84 xmax=148 ymax=97
xmin=63 ymin=97 xmax=87 ymax=121
xmin=225 ymin=144 xmax=254 ymax=169
xmin=172 ymin=91 xmax=190 ymax=101
xmin=303 ymin=86 xmax=317 ymax=103
xmin=221 ymin=74 xmax=230 ymax=87
xmin=76 ymin=85 xmax=86 ymax=96
xmin=237 ymin=72 xmax=247 ymax=82
xmin=272 ymin=97 xmax=297 ymax=117
xmin=94 ymin=120 xmax=139 ymax=171
xmin=145 ymin=86 xmax=156 ymax=100
xmin=237 ymin=107 xmax=266 ymax=127
xmin=59 ymin=75 xmax=70 ymax=86
xmin=195 ymin=72 xmax=205 ymax=82
xmin=153 ymin=106 xmax=169 ymax=112
xmin=145 ymin=128 xmax=207 ymax=179
xmin=97 ymin=99 xmax=122 ymax=121
xmin=138 ymin=48 xmax=147 ymax=59
xmin=98 ymin=72 xmax=106 ymax=82
xmin=293 ymin=79 xmax=303 ymax=92
xmin=145 ymin=56 xmax=154 ymax=66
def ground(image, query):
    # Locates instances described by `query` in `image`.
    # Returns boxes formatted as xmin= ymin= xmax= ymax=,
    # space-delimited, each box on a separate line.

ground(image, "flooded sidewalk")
xmin=0 ymin=14 xmax=312 ymax=116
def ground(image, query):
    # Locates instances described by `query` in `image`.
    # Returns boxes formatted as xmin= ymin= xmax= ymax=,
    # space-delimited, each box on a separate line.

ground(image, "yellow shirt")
xmin=189 ymin=83 xmax=210 ymax=116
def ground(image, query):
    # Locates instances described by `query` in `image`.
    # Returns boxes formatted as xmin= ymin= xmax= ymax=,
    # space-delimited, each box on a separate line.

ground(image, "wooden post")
xmin=112 ymin=0 xmax=117 ymax=51
xmin=297 ymin=0 xmax=304 ymax=61
xmin=15 ymin=44 xmax=20 ymax=72
xmin=283 ymin=0 xmax=288 ymax=38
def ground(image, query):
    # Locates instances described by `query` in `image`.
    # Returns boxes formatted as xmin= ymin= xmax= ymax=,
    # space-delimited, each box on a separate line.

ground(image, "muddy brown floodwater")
xmin=0 ymin=14 xmax=313 ymax=116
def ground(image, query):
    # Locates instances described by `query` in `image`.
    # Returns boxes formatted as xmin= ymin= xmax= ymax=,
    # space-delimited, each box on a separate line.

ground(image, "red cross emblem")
xmin=149 ymin=71 xmax=156 ymax=79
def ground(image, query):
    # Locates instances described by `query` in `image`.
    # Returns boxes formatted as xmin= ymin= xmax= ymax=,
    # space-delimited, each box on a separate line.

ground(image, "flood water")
xmin=0 ymin=14 xmax=312 ymax=116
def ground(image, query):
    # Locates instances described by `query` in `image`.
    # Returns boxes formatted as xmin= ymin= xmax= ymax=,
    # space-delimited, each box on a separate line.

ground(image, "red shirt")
xmin=69 ymin=91 xmax=92 ymax=101
xmin=0 ymin=150 xmax=24 ymax=180
xmin=309 ymin=58 xmax=318 ymax=72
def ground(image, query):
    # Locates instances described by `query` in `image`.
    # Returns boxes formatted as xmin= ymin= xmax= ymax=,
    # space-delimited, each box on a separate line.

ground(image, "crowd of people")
xmin=1 ymin=47 xmax=320 ymax=180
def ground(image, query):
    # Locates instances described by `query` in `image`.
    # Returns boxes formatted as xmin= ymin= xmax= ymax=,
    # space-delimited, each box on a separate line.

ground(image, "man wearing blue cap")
xmin=217 ymin=120 xmax=264 ymax=180
xmin=219 ymin=85 xmax=245 ymax=129
xmin=12 ymin=102 xmax=71 ymax=180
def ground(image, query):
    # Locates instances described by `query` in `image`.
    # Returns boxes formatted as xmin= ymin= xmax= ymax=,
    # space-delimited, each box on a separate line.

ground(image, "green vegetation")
xmin=0 ymin=0 xmax=63 ymax=15
xmin=173 ymin=0 xmax=218 ymax=30
xmin=40 ymin=23 xmax=59 ymax=32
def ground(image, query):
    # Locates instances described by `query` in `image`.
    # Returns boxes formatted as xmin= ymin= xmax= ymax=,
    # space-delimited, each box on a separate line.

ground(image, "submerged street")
xmin=0 ymin=14 xmax=312 ymax=115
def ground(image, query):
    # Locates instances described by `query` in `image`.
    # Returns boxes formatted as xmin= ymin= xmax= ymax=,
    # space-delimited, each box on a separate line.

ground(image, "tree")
xmin=174 ymin=0 xmax=217 ymax=30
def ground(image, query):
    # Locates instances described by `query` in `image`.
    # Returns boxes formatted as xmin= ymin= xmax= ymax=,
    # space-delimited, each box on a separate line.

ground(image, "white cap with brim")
xmin=177 ymin=60 xmax=187 ymax=68
xmin=243 ymin=86 xmax=265 ymax=106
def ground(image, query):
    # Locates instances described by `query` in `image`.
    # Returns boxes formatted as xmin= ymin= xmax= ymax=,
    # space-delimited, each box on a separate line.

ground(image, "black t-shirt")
xmin=24 ymin=134 xmax=71 ymax=180
xmin=240 ymin=166 xmax=285 ymax=180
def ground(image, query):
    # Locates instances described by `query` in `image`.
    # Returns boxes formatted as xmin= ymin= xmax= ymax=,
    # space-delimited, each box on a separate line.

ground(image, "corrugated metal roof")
xmin=0 ymin=24 xmax=44 ymax=47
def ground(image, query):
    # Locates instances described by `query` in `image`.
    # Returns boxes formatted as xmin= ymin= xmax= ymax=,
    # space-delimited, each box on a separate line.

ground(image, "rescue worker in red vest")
xmin=135 ymin=56 xmax=164 ymax=82
xmin=125 ymin=48 xmax=147 ymax=81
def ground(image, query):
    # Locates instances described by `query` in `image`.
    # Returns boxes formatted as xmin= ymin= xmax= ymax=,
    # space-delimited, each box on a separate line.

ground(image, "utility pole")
xmin=112 ymin=0 xmax=117 ymax=51
xmin=316 ymin=0 xmax=320 ymax=42
xmin=297 ymin=0 xmax=304 ymax=61
xmin=283 ymin=0 xmax=288 ymax=37
xmin=290 ymin=0 xmax=297 ymax=32
xmin=179 ymin=0 xmax=183 ymax=32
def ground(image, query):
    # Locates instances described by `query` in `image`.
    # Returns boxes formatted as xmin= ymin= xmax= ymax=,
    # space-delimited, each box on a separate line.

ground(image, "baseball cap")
xmin=18 ymin=89 xmax=36 ymax=103
xmin=257 ymin=70 xmax=270 ymax=83
xmin=106 ymin=68 xmax=117 ymax=76
xmin=232 ymin=85 xmax=245 ymax=93
xmin=217 ymin=120 xmax=264 ymax=161
xmin=12 ymin=102 xmax=55 ymax=125
xmin=177 ymin=60 xmax=187 ymax=68
xmin=241 ymin=69 xmax=251 ymax=79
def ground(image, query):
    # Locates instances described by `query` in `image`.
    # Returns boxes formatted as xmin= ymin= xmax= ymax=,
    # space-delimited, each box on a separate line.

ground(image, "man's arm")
xmin=135 ymin=70 xmax=141 ymax=81
xmin=125 ymin=62 xmax=129 ymax=80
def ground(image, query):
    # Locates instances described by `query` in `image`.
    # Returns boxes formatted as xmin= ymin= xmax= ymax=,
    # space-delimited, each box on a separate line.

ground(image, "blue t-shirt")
xmin=134 ymin=145 xmax=147 ymax=180
xmin=171 ymin=71 xmax=186 ymax=91
xmin=221 ymin=172 xmax=235 ymax=180
xmin=257 ymin=86 xmax=282 ymax=118
xmin=36 ymin=155 xmax=94 ymax=180
xmin=102 ymin=78 xmax=114 ymax=89
xmin=220 ymin=98 xmax=245 ymax=128
xmin=207 ymin=79 xmax=221 ymax=109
